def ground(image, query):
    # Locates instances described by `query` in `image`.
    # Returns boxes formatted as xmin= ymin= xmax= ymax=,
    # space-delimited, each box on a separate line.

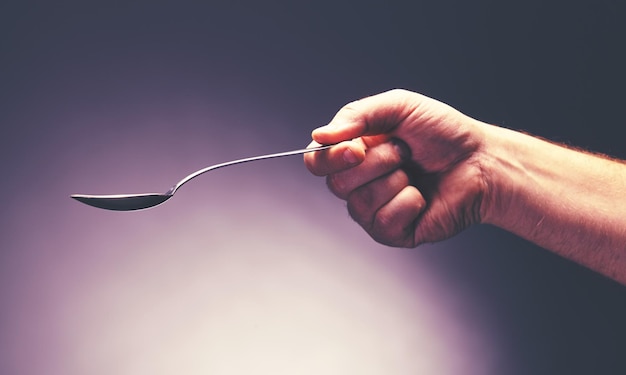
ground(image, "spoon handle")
xmin=169 ymin=144 xmax=334 ymax=194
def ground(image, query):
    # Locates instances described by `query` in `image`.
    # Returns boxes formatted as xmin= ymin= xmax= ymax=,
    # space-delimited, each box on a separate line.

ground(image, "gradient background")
xmin=2 ymin=1 xmax=626 ymax=374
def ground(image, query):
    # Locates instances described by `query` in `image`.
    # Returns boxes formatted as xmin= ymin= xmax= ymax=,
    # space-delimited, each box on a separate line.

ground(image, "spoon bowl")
xmin=71 ymin=144 xmax=332 ymax=211
xmin=71 ymin=193 xmax=173 ymax=211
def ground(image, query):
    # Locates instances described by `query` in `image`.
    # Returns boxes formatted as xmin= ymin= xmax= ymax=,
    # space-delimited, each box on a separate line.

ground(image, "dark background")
xmin=1 ymin=1 xmax=625 ymax=374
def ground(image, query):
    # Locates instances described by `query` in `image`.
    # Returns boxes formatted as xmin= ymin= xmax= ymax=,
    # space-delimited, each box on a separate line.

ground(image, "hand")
xmin=304 ymin=89 xmax=489 ymax=247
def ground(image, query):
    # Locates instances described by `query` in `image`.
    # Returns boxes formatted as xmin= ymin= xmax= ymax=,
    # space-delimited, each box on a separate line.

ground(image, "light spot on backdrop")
xmin=1 ymin=101 xmax=498 ymax=375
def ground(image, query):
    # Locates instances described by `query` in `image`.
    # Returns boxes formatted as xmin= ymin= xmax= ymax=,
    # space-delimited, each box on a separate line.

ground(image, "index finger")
xmin=303 ymin=140 xmax=365 ymax=176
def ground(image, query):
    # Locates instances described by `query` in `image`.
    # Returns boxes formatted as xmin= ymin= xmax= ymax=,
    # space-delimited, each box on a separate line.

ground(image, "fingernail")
xmin=343 ymin=148 xmax=359 ymax=164
xmin=391 ymin=138 xmax=411 ymax=160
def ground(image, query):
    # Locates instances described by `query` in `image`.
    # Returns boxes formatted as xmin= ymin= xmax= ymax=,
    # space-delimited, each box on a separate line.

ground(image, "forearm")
xmin=478 ymin=122 xmax=626 ymax=284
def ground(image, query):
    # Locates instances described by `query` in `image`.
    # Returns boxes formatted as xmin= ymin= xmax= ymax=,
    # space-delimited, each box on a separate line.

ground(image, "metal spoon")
xmin=71 ymin=144 xmax=332 ymax=211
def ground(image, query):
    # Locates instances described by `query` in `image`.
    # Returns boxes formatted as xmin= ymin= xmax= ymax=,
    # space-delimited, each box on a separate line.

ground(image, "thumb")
xmin=312 ymin=89 xmax=416 ymax=145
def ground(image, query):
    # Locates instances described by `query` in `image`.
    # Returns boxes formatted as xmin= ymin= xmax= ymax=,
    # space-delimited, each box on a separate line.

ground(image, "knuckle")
xmin=369 ymin=206 xmax=416 ymax=248
xmin=388 ymin=88 xmax=409 ymax=96
xmin=303 ymin=156 xmax=325 ymax=176
xmin=369 ymin=227 xmax=410 ymax=248
xmin=349 ymin=184 xmax=376 ymax=209
xmin=386 ymin=88 xmax=414 ymax=104
xmin=347 ymin=203 xmax=366 ymax=228
xmin=304 ymin=157 xmax=322 ymax=176
xmin=347 ymin=189 xmax=374 ymax=226
xmin=341 ymin=99 xmax=363 ymax=114
xmin=326 ymin=174 xmax=350 ymax=199
xmin=373 ymin=208 xmax=396 ymax=232
xmin=310 ymin=166 xmax=328 ymax=177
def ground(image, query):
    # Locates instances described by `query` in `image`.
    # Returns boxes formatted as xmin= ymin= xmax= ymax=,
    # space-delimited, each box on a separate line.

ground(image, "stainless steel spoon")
xmin=71 ymin=144 xmax=332 ymax=211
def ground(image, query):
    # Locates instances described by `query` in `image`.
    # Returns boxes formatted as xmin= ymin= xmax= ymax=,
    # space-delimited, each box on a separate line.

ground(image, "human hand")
xmin=304 ymin=89 xmax=489 ymax=247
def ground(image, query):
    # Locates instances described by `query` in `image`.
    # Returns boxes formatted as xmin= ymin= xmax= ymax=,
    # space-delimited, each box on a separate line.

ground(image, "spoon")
xmin=71 ymin=144 xmax=333 ymax=211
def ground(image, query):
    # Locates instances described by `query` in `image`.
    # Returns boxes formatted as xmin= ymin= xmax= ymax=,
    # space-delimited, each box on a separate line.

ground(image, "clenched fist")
xmin=304 ymin=89 xmax=489 ymax=247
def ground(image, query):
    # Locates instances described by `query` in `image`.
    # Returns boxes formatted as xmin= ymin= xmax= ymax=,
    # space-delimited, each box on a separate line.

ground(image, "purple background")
xmin=2 ymin=1 xmax=626 ymax=374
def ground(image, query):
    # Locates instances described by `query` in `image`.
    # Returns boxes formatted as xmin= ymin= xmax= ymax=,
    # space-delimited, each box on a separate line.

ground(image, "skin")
xmin=304 ymin=89 xmax=626 ymax=285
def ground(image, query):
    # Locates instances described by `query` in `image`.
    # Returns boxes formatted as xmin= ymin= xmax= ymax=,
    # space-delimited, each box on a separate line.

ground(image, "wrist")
xmin=473 ymin=121 xmax=535 ymax=229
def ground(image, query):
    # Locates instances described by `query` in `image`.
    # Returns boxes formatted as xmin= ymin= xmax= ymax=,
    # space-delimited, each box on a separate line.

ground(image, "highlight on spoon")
xmin=70 ymin=193 xmax=172 ymax=211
